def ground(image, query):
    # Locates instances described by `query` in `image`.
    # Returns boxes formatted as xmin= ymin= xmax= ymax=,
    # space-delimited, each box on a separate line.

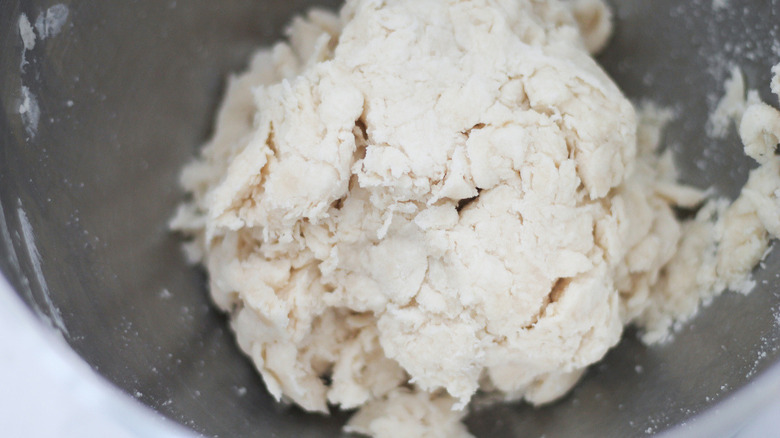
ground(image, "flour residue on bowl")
xmin=18 ymin=86 xmax=40 ymax=139
xmin=16 ymin=5 xmax=70 ymax=139
xmin=18 ymin=13 xmax=36 ymax=70
xmin=0 ymin=199 xmax=20 ymax=275
xmin=712 ymin=0 xmax=730 ymax=11
xmin=34 ymin=4 xmax=70 ymax=40
xmin=17 ymin=5 xmax=70 ymax=68
xmin=16 ymin=201 xmax=69 ymax=336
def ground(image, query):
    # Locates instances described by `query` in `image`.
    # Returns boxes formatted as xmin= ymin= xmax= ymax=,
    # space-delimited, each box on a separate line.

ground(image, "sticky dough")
xmin=172 ymin=1 xmax=780 ymax=436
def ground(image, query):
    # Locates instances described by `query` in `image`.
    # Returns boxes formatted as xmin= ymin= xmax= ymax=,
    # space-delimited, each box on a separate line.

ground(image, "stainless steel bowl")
xmin=1 ymin=1 xmax=779 ymax=436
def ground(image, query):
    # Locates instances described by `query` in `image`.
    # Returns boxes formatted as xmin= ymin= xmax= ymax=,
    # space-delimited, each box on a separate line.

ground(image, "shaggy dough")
xmin=172 ymin=0 xmax=780 ymax=435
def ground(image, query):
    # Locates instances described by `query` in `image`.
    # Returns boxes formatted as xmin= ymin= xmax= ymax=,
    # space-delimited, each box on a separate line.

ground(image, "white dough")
xmin=172 ymin=0 xmax=780 ymax=435
xmin=707 ymin=66 xmax=761 ymax=139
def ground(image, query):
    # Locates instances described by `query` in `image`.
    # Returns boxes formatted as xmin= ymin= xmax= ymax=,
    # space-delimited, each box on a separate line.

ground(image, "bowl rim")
xmin=661 ymin=349 xmax=780 ymax=437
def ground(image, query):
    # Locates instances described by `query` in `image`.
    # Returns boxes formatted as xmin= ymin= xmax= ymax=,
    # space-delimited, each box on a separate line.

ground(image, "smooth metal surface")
xmin=0 ymin=1 xmax=778 ymax=437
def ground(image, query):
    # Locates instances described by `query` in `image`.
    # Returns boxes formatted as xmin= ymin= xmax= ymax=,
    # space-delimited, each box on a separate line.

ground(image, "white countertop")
xmin=0 ymin=276 xmax=189 ymax=438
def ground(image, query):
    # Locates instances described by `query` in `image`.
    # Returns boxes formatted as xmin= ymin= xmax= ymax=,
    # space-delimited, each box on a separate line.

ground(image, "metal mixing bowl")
xmin=1 ymin=1 xmax=779 ymax=436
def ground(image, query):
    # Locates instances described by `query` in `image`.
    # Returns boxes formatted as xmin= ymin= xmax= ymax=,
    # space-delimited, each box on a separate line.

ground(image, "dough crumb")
xmin=567 ymin=0 xmax=613 ymax=54
xmin=344 ymin=389 xmax=473 ymax=438
xmin=707 ymin=66 xmax=760 ymax=139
